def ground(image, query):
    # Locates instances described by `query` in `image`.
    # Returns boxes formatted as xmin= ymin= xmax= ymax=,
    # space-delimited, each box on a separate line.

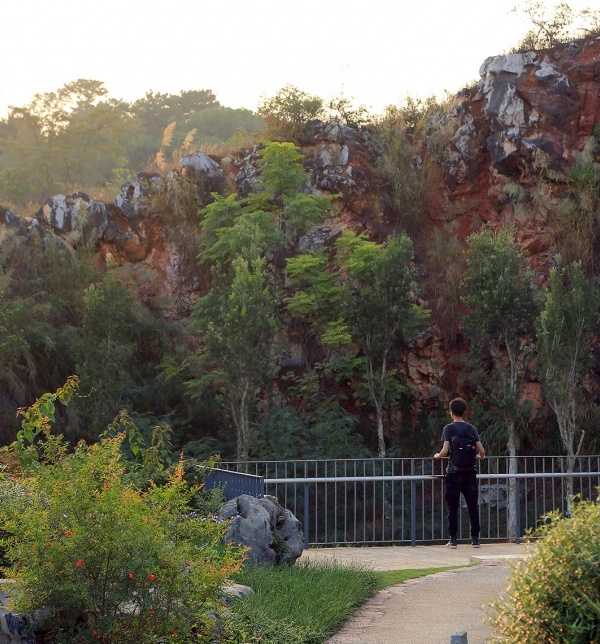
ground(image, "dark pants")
xmin=445 ymin=470 xmax=480 ymax=539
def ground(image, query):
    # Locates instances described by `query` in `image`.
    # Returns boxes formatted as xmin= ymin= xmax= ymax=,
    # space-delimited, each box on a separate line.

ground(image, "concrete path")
xmin=298 ymin=543 xmax=533 ymax=644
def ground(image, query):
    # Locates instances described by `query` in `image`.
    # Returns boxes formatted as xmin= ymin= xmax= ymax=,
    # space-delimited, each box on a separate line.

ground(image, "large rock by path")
xmin=218 ymin=494 xmax=304 ymax=565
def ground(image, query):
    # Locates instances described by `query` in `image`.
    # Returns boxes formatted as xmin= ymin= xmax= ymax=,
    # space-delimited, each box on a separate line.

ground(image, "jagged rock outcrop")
xmin=0 ymin=207 xmax=28 ymax=233
xmin=2 ymin=37 xmax=600 ymax=416
xmin=446 ymin=37 xmax=600 ymax=185
xmin=218 ymin=494 xmax=304 ymax=566
xmin=115 ymin=173 xmax=161 ymax=218
xmin=303 ymin=120 xmax=380 ymax=218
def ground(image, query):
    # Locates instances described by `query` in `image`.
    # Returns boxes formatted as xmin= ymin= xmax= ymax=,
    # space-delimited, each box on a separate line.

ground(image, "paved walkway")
xmin=298 ymin=543 xmax=533 ymax=644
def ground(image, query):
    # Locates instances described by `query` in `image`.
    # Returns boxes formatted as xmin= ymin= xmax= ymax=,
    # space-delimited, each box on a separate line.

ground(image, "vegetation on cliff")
xmin=1 ymin=5 xmax=600 ymax=462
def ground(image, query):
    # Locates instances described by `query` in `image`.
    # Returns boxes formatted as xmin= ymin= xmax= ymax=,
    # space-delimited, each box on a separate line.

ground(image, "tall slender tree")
xmin=461 ymin=225 xmax=538 ymax=538
xmin=191 ymin=257 xmax=278 ymax=460
xmin=192 ymin=141 xmax=331 ymax=459
xmin=536 ymin=260 xmax=599 ymax=513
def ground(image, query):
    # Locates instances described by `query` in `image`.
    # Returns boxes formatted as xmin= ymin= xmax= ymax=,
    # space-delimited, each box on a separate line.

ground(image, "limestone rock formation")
xmin=2 ymin=37 xmax=600 ymax=417
xmin=218 ymin=494 xmax=304 ymax=566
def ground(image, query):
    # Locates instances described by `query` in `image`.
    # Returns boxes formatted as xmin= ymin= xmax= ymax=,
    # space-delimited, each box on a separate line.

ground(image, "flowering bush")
xmin=0 ymin=433 xmax=245 ymax=643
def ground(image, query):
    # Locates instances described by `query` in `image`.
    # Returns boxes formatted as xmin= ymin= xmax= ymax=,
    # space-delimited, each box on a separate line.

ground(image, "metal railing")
xmin=204 ymin=468 xmax=264 ymax=500
xmin=218 ymin=456 xmax=600 ymax=546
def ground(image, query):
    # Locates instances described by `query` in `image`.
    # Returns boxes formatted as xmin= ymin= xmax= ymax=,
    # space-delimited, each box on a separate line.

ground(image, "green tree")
xmin=257 ymin=85 xmax=324 ymax=142
xmin=184 ymin=105 xmax=263 ymax=146
xmin=0 ymin=273 xmax=37 ymax=401
xmin=461 ymin=225 xmax=539 ymax=538
xmin=74 ymin=273 xmax=140 ymax=440
xmin=169 ymin=141 xmax=331 ymax=460
xmin=0 ymin=225 xmax=99 ymax=441
xmin=536 ymin=260 xmax=599 ymax=513
xmin=198 ymin=141 xmax=332 ymax=267
xmin=252 ymin=399 xmax=367 ymax=460
xmin=130 ymin=88 xmax=218 ymax=141
xmin=335 ymin=232 xmax=428 ymax=456
xmin=285 ymin=248 xmax=348 ymax=355
xmin=286 ymin=231 xmax=428 ymax=456
xmin=0 ymin=80 xmax=139 ymax=204
xmin=128 ymin=88 xmax=219 ymax=169
xmin=191 ymin=257 xmax=278 ymax=460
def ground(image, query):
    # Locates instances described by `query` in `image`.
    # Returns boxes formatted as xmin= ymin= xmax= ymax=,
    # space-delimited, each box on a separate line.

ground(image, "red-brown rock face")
xmin=2 ymin=38 xmax=600 ymax=419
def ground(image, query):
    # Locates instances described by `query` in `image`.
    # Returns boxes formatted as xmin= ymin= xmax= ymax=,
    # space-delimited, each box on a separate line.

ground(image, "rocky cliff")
xmin=3 ymin=36 xmax=600 ymax=430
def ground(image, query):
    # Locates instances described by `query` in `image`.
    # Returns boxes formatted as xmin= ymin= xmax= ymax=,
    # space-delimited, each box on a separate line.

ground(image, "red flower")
xmin=148 ymin=574 xmax=156 ymax=581
xmin=66 ymin=531 xmax=72 ymax=537
xmin=45 ymin=542 xmax=51 ymax=547
xmin=128 ymin=572 xmax=134 ymax=580
xmin=76 ymin=559 xmax=84 ymax=567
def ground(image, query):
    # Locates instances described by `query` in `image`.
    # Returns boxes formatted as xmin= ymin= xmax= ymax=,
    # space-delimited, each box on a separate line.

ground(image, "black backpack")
xmin=449 ymin=424 xmax=477 ymax=471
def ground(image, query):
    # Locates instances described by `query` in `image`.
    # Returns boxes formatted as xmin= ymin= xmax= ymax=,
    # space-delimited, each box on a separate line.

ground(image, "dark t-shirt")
xmin=441 ymin=421 xmax=481 ymax=474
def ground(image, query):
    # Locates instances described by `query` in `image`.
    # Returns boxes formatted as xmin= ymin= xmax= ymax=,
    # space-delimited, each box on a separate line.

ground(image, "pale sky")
xmin=1 ymin=0 xmax=596 ymax=118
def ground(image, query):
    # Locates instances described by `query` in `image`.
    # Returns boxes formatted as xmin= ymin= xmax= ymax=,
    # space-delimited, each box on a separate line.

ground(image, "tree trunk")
xmin=366 ymin=353 xmax=387 ymax=457
xmin=506 ymin=419 xmax=518 ymax=541
xmin=376 ymin=406 xmax=385 ymax=457
xmin=231 ymin=380 xmax=250 ymax=461
xmin=505 ymin=342 xmax=520 ymax=541
xmin=554 ymin=399 xmax=584 ymax=517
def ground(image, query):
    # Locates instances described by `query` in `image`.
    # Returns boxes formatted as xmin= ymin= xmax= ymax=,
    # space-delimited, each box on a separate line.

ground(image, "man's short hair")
xmin=450 ymin=398 xmax=467 ymax=417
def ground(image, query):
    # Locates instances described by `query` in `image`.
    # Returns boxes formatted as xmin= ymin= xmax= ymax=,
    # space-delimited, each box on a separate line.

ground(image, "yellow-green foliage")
xmin=0 ymin=429 xmax=244 ymax=643
xmin=490 ymin=498 xmax=600 ymax=643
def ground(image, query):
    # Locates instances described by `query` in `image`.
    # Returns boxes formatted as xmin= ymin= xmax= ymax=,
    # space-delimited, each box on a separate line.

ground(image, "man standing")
xmin=434 ymin=398 xmax=485 ymax=548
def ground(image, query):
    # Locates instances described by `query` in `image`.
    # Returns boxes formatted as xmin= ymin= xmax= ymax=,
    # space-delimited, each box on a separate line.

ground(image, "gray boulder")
xmin=179 ymin=151 xmax=224 ymax=181
xmin=0 ymin=207 xmax=26 ymax=234
xmin=37 ymin=193 xmax=110 ymax=246
xmin=0 ymin=580 xmax=51 ymax=644
xmin=115 ymin=173 xmax=161 ymax=218
xmin=219 ymin=494 xmax=304 ymax=566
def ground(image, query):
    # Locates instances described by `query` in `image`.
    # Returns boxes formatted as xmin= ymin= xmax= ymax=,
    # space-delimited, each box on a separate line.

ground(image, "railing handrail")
xmin=265 ymin=472 xmax=600 ymax=484
xmin=218 ymin=456 xmax=600 ymax=547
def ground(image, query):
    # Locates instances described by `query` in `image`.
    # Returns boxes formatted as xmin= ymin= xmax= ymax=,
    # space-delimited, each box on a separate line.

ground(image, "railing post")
xmin=303 ymin=461 xmax=309 ymax=549
xmin=515 ymin=478 xmax=521 ymax=544
xmin=303 ymin=483 xmax=309 ymax=549
xmin=411 ymin=460 xmax=416 ymax=547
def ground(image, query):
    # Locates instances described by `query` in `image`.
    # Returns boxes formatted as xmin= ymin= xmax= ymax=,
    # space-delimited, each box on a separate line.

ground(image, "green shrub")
xmin=490 ymin=498 xmax=600 ymax=643
xmin=257 ymin=85 xmax=324 ymax=143
xmin=0 ymin=433 xmax=245 ymax=643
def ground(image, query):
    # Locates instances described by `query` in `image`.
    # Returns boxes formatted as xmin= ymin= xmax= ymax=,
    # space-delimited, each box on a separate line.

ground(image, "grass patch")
xmin=377 ymin=565 xmax=466 ymax=589
xmin=223 ymin=561 xmax=463 ymax=643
